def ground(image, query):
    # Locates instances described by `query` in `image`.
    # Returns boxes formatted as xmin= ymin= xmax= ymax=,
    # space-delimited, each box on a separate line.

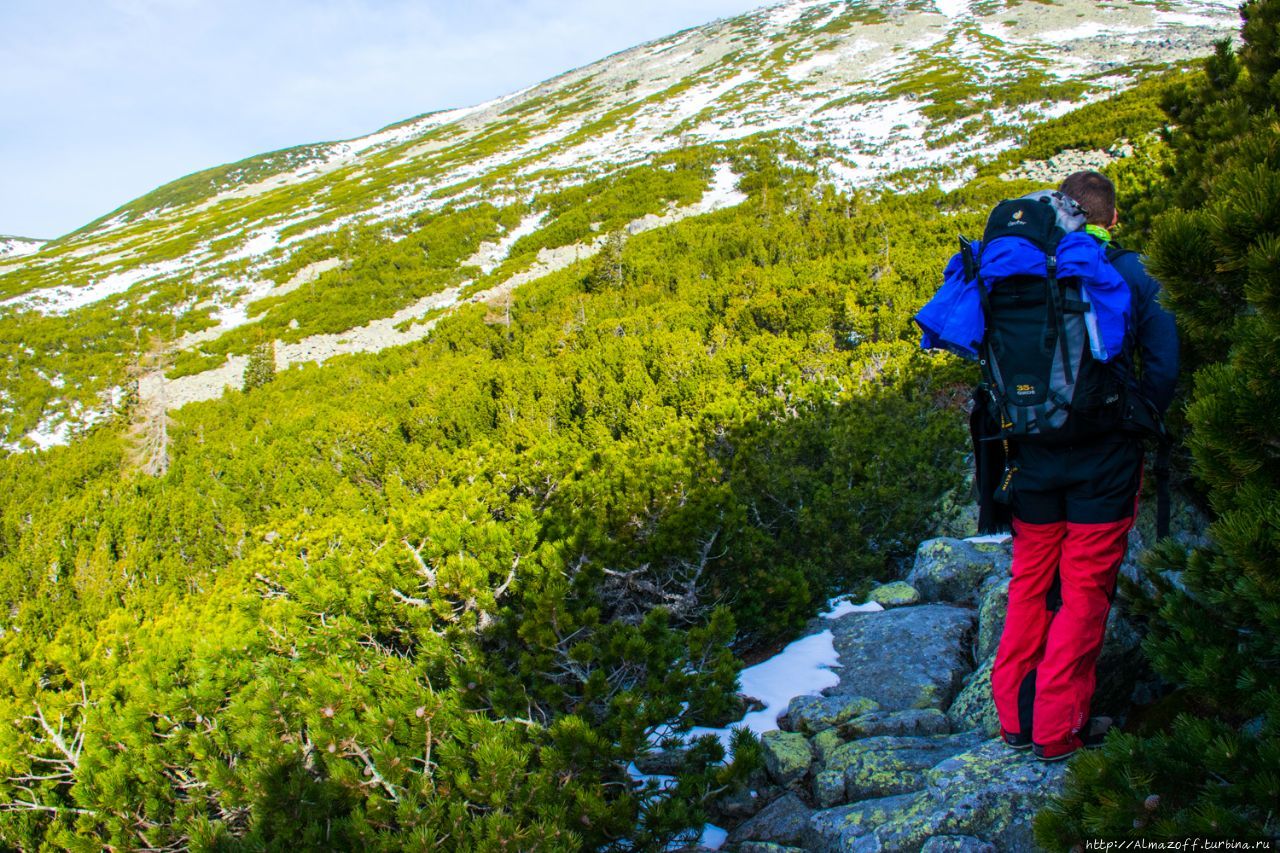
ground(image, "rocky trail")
xmin=664 ymin=515 xmax=1192 ymax=852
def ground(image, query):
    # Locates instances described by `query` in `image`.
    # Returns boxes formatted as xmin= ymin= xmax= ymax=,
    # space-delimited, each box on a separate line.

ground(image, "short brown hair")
xmin=1059 ymin=171 xmax=1116 ymax=227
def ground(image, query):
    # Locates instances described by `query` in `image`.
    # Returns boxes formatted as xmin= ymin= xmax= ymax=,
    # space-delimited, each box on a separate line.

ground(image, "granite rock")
xmin=907 ymin=538 xmax=1012 ymax=605
xmin=728 ymin=793 xmax=814 ymax=847
xmin=976 ymin=576 xmax=1009 ymax=662
xmin=762 ymin=730 xmax=812 ymax=787
xmin=804 ymin=739 xmax=1069 ymax=851
xmin=824 ymin=604 xmax=977 ymax=712
xmin=839 ymin=708 xmax=951 ymax=740
xmin=783 ymin=693 xmax=880 ymax=735
xmin=868 ymin=580 xmax=922 ymax=608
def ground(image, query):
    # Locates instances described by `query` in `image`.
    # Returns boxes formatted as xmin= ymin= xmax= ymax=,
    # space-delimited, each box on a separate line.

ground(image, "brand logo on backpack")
xmin=1008 ymin=209 xmax=1026 ymax=227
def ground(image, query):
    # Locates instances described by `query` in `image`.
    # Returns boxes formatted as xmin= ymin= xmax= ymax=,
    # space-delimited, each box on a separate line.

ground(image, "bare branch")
xmin=0 ymin=799 xmax=97 ymax=816
xmin=344 ymin=741 xmax=400 ymax=802
xmin=494 ymin=555 xmax=519 ymax=600
xmin=401 ymin=538 xmax=437 ymax=586
xmin=253 ymin=573 xmax=288 ymax=599
xmin=31 ymin=703 xmax=81 ymax=766
xmin=391 ymin=588 xmax=427 ymax=607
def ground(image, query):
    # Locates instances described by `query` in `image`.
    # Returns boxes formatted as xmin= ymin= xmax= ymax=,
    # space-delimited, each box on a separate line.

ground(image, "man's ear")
xmin=1109 ymin=208 xmax=1120 ymax=228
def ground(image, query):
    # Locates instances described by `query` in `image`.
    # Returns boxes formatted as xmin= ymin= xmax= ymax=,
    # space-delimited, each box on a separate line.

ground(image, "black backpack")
xmin=969 ymin=191 xmax=1130 ymax=445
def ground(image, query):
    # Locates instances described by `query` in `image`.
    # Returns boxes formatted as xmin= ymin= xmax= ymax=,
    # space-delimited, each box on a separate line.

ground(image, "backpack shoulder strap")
xmin=1105 ymin=244 xmax=1137 ymax=265
xmin=960 ymin=236 xmax=978 ymax=281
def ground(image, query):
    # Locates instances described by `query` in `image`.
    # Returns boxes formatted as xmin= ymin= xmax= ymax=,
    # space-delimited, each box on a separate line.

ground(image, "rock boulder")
xmin=804 ymin=739 xmax=1068 ymax=851
xmin=839 ymin=708 xmax=951 ymax=740
xmin=761 ymin=731 xmax=812 ymax=787
xmin=728 ymin=793 xmax=814 ymax=847
xmin=907 ymin=538 xmax=1012 ymax=605
xmin=824 ymin=604 xmax=976 ymax=712
xmin=868 ymin=581 xmax=922 ymax=608
xmin=782 ymin=693 xmax=879 ymax=735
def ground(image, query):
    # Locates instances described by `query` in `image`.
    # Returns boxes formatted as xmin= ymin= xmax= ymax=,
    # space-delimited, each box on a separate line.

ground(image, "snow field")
xmin=0 ymin=237 xmax=45 ymax=258
xmin=1 ymin=258 xmax=188 ymax=315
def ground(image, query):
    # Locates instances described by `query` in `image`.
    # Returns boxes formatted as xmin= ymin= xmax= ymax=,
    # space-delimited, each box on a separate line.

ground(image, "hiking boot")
xmin=1081 ymin=715 xmax=1113 ymax=749
xmin=1034 ymin=717 xmax=1113 ymax=761
xmin=1001 ymin=728 xmax=1032 ymax=750
xmin=1033 ymin=737 xmax=1082 ymax=761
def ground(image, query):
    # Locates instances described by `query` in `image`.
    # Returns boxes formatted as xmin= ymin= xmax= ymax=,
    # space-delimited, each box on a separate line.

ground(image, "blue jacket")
xmin=914 ymin=233 xmax=1179 ymax=415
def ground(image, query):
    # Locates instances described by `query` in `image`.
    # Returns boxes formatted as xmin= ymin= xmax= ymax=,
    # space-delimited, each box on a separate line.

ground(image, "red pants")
xmin=989 ymin=438 xmax=1142 ymax=750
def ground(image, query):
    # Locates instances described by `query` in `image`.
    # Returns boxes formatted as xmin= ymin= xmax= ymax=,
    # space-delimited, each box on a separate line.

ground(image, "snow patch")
xmin=646 ymin=31 xmax=695 ymax=57
xmin=86 ymin=212 xmax=134 ymax=237
xmin=0 ymin=237 xmax=45 ymax=258
xmin=821 ymin=596 xmax=885 ymax=620
xmin=5 ymin=385 xmax=127 ymax=454
xmin=465 ymin=212 xmax=548 ymax=275
xmin=934 ymin=0 xmax=973 ymax=18
xmin=785 ymin=48 xmax=844 ymax=83
xmin=23 ymin=417 xmax=71 ymax=451
xmin=223 ymin=229 xmax=280 ymax=262
xmin=1038 ymin=21 xmax=1147 ymax=41
xmin=329 ymin=104 xmax=489 ymax=159
xmin=674 ymin=70 xmax=760 ymax=123
xmin=2 ymin=259 xmax=188 ymax=315
xmin=702 ymin=162 xmax=747 ymax=210
xmin=210 ymin=277 xmax=278 ymax=329
xmin=767 ymin=0 xmax=837 ymax=31
xmin=697 ymin=824 xmax=728 ymax=850
xmin=626 ymin=760 xmax=675 ymax=791
xmin=687 ymin=629 xmax=843 ymax=749
xmin=1155 ymin=11 xmax=1234 ymax=28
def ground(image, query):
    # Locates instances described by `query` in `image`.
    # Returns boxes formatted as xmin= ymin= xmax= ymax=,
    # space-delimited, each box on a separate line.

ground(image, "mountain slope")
xmin=0 ymin=0 xmax=1240 ymax=450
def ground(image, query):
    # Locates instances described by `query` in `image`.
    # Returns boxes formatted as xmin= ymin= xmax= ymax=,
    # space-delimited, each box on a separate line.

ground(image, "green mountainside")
xmin=0 ymin=0 xmax=1237 ymax=451
xmin=2 ymin=0 xmax=1274 ymax=848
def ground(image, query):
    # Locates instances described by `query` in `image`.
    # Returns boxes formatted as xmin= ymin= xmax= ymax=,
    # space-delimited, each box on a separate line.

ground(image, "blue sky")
xmin=0 ymin=0 xmax=769 ymax=240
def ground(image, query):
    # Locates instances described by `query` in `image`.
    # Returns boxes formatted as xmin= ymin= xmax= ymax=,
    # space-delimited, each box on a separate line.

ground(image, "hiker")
xmin=914 ymin=171 xmax=1178 ymax=760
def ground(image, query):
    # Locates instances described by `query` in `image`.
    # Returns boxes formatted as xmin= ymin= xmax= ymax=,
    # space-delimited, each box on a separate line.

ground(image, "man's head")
xmin=1059 ymin=171 xmax=1117 ymax=229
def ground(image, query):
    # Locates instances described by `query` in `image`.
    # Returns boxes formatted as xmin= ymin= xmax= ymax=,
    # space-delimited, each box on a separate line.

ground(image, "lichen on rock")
xmin=976 ymin=576 xmax=1010 ymax=661
xmin=839 ymin=708 xmax=952 ymax=740
xmin=762 ymin=730 xmax=813 ymax=787
xmin=868 ymin=580 xmax=922 ymax=608
xmin=805 ymin=739 xmax=1068 ymax=851
xmin=783 ymin=693 xmax=880 ymax=735
xmin=906 ymin=537 xmax=1012 ymax=605
xmin=947 ymin=654 xmax=999 ymax=737
xmin=727 ymin=792 xmax=815 ymax=848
